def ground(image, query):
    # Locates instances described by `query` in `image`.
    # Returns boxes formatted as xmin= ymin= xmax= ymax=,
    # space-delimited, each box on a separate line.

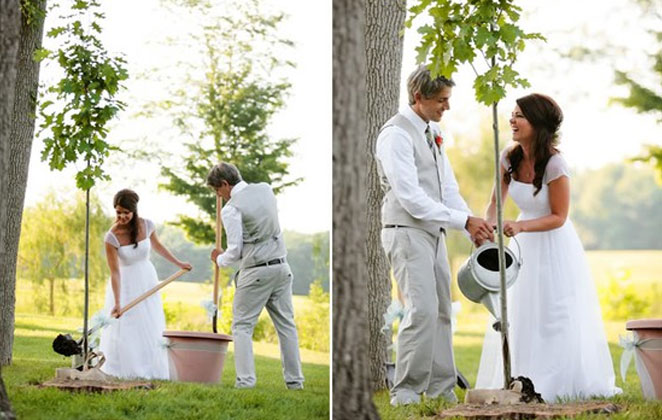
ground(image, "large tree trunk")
xmin=0 ymin=0 xmax=21 ymax=417
xmin=332 ymin=0 xmax=379 ymax=418
xmin=0 ymin=0 xmax=46 ymax=366
xmin=365 ymin=0 xmax=406 ymax=391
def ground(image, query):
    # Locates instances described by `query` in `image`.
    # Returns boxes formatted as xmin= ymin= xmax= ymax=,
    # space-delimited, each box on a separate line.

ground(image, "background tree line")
xmin=16 ymin=192 xmax=329 ymax=316
xmin=150 ymin=225 xmax=330 ymax=293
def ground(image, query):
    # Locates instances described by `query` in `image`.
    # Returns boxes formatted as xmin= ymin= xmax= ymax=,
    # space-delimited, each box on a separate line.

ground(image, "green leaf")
xmin=39 ymin=100 xmax=54 ymax=110
xmin=502 ymin=65 xmax=517 ymax=84
xmin=416 ymin=42 xmax=432 ymax=65
xmin=409 ymin=0 xmax=433 ymax=17
xmin=72 ymin=0 xmax=89 ymax=11
xmin=500 ymin=23 xmax=519 ymax=44
xmin=505 ymin=6 xmax=521 ymax=22
xmin=47 ymin=26 xmax=66 ymax=38
xmin=452 ymin=38 xmax=475 ymax=63
xmin=475 ymin=25 xmax=491 ymax=49
xmin=33 ymin=48 xmax=51 ymax=62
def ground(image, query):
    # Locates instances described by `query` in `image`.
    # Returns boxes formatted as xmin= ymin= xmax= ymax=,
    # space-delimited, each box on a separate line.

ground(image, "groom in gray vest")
xmin=376 ymin=65 xmax=494 ymax=405
xmin=208 ymin=162 xmax=304 ymax=390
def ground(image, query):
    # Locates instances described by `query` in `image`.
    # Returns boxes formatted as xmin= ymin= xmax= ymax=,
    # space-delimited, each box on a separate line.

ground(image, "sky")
xmin=401 ymin=0 xmax=661 ymax=171
xmin=24 ymin=0 xmax=331 ymax=233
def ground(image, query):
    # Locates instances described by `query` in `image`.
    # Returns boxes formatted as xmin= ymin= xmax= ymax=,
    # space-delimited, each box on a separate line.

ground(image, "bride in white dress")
xmin=475 ymin=94 xmax=621 ymax=401
xmin=99 ymin=189 xmax=192 ymax=380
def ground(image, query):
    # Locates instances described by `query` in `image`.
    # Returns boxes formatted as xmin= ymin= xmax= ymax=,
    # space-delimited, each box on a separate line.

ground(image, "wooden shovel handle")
xmin=212 ymin=196 xmax=223 ymax=305
xmin=118 ymin=268 xmax=190 ymax=316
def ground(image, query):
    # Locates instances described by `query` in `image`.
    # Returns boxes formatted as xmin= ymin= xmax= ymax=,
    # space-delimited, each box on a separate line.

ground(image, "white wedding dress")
xmin=475 ymin=152 xmax=620 ymax=401
xmin=98 ymin=218 xmax=169 ymax=380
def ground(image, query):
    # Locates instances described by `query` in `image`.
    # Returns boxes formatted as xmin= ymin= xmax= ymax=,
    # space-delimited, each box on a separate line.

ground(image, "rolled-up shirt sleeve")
xmin=376 ymin=126 xmax=470 ymax=231
xmin=216 ymin=204 xmax=243 ymax=267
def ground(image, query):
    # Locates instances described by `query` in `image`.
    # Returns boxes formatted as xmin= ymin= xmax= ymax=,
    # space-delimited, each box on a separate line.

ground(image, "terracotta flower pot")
xmin=163 ymin=331 xmax=233 ymax=383
xmin=626 ymin=319 xmax=662 ymax=399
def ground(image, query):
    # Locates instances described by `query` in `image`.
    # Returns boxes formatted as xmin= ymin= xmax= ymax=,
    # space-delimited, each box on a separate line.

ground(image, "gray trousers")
xmin=232 ymin=262 xmax=304 ymax=388
xmin=381 ymin=227 xmax=456 ymax=401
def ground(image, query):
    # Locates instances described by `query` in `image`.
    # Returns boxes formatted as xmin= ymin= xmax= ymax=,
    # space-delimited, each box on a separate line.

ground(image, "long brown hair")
xmin=113 ymin=189 xmax=140 ymax=248
xmin=505 ymin=93 xmax=563 ymax=195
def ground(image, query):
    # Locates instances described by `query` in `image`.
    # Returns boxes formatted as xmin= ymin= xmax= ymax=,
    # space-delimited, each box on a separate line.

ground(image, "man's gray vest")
xmin=228 ymin=183 xmax=287 ymax=270
xmin=376 ymin=113 xmax=446 ymax=236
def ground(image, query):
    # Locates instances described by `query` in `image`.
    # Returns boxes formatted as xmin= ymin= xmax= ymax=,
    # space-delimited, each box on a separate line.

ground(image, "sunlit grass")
xmin=6 ymin=313 xmax=329 ymax=420
xmin=375 ymin=299 xmax=656 ymax=419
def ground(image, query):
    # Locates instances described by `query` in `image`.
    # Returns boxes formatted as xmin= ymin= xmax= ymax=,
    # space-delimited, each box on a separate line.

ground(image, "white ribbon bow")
xmin=200 ymin=299 xmax=218 ymax=321
xmin=381 ymin=300 xmax=405 ymax=335
xmin=78 ymin=310 xmax=117 ymax=349
xmin=381 ymin=300 xmax=462 ymax=336
xmin=619 ymin=332 xmax=662 ymax=382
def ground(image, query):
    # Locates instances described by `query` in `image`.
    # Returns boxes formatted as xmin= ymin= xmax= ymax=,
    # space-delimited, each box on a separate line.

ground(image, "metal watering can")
xmin=457 ymin=238 xmax=522 ymax=325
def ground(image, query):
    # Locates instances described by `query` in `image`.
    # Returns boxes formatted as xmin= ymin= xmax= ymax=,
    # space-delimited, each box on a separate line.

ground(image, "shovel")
xmin=52 ymin=267 xmax=190 ymax=357
xmin=212 ymin=195 xmax=223 ymax=333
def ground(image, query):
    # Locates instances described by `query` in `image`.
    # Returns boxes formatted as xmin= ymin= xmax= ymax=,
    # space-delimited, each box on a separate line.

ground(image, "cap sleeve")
xmin=104 ymin=231 xmax=120 ymax=249
xmin=544 ymin=153 xmax=570 ymax=184
xmin=145 ymin=218 xmax=155 ymax=237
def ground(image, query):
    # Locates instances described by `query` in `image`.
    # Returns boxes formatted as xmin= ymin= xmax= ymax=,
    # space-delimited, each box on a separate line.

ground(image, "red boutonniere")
xmin=435 ymin=134 xmax=443 ymax=148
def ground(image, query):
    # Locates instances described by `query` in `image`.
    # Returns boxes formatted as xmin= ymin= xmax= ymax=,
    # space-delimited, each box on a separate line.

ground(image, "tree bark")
xmin=0 ymin=0 xmax=21 ymax=417
xmin=365 ymin=0 xmax=406 ymax=391
xmin=332 ymin=0 xmax=379 ymax=418
xmin=0 ymin=0 xmax=46 ymax=366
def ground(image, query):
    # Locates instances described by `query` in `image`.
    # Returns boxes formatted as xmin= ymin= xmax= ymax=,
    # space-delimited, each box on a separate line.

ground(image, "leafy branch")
xmin=36 ymin=0 xmax=128 ymax=190
xmin=406 ymin=0 xmax=545 ymax=104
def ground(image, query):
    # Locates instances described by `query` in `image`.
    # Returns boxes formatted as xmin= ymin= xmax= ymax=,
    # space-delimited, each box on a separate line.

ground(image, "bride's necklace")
xmin=518 ymin=160 xmax=535 ymax=181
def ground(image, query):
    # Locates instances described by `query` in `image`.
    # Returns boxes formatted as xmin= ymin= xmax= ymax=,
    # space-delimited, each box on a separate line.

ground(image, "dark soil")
xmin=439 ymin=401 xmax=620 ymax=419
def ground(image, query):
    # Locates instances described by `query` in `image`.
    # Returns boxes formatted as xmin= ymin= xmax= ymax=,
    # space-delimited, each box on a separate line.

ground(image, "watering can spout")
xmin=480 ymin=292 xmax=501 ymax=320
xmin=480 ymin=292 xmax=508 ymax=331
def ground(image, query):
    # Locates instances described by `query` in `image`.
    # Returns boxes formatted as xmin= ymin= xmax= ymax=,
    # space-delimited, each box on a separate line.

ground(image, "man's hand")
xmin=465 ymin=216 xmax=494 ymax=246
xmin=210 ymin=248 xmax=224 ymax=264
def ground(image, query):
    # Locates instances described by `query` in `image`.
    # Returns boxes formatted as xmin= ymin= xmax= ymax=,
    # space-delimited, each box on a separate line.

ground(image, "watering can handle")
xmin=510 ymin=236 xmax=523 ymax=265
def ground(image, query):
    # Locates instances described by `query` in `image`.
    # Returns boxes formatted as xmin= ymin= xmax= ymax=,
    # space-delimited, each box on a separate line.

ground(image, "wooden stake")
xmin=212 ymin=195 xmax=222 ymax=333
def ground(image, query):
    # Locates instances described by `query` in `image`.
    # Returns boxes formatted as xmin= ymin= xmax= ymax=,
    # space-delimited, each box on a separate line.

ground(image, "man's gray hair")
xmin=206 ymin=162 xmax=243 ymax=187
xmin=407 ymin=65 xmax=455 ymax=105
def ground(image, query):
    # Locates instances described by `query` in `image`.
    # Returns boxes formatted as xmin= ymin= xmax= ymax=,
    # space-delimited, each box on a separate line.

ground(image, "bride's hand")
xmin=503 ymin=221 xmax=522 ymax=237
xmin=111 ymin=303 xmax=121 ymax=319
xmin=178 ymin=261 xmax=193 ymax=271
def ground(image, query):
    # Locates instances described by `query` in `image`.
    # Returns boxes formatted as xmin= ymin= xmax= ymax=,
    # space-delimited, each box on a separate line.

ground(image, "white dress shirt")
xmin=216 ymin=181 xmax=247 ymax=267
xmin=375 ymin=106 xmax=471 ymax=232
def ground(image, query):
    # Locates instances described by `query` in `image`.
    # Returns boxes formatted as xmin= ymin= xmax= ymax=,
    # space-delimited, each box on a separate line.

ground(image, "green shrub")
xmin=296 ymin=280 xmax=330 ymax=352
xmin=598 ymin=269 xmax=650 ymax=320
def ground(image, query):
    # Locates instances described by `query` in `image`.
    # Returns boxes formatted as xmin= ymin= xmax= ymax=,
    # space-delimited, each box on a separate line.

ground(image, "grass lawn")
xmin=5 ymin=313 xmax=329 ymax=420
xmin=374 ymin=311 xmax=662 ymax=419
